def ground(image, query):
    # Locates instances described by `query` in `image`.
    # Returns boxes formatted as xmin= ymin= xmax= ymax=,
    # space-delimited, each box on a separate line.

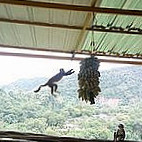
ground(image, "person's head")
xmin=118 ymin=124 xmax=124 ymax=129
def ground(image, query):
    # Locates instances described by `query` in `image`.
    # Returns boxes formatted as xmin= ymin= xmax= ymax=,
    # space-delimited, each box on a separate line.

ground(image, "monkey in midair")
xmin=34 ymin=69 xmax=75 ymax=95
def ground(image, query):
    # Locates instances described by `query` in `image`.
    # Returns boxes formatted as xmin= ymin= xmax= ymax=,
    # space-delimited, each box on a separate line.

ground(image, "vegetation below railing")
xmin=0 ymin=66 xmax=142 ymax=141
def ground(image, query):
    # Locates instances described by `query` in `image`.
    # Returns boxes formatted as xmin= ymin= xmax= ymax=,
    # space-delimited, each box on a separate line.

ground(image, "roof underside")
xmin=83 ymin=0 xmax=142 ymax=57
xmin=0 ymin=0 xmax=142 ymax=60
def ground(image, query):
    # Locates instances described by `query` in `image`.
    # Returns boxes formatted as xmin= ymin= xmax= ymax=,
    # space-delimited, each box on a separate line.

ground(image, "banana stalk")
xmin=78 ymin=56 xmax=101 ymax=104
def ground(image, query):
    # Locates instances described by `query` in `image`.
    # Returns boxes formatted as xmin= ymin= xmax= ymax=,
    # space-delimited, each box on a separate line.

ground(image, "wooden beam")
xmin=74 ymin=0 xmax=102 ymax=51
xmin=0 ymin=44 xmax=142 ymax=60
xmin=0 ymin=18 xmax=142 ymax=35
xmin=0 ymin=18 xmax=82 ymax=30
xmin=0 ymin=51 xmax=142 ymax=65
xmin=0 ymin=131 xmax=140 ymax=142
xmin=0 ymin=131 xmax=141 ymax=142
xmin=88 ymin=28 xmax=142 ymax=35
xmin=0 ymin=0 xmax=142 ymax=16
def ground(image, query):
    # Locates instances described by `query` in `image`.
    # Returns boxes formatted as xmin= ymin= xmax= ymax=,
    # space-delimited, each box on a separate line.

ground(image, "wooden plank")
xmin=0 ymin=0 xmax=142 ymax=16
xmin=1 ymin=18 xmax=142 ymax=35
xmin=0 ymin=131 xmax=141 ymax=142
xmin=74 ymin=0 xmax=102 ymax=51
xmin=0 ymin=44 xmax=142 ymax=60
xmin=0 ymin=18 xmax=82 ymax=30
xmin=88 ymin=28 xmax=142 ymax=35
xmin=0 ymin=51 xmax=142 ymax=65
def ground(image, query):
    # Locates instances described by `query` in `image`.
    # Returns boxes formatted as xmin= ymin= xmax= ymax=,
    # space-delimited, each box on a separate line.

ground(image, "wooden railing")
xmin=0 ymin=131 xmax=140 ymax=142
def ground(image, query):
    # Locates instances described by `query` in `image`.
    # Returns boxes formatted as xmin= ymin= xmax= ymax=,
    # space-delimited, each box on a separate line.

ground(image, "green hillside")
xmin=0 ymin=66 xmax=142 ymax=141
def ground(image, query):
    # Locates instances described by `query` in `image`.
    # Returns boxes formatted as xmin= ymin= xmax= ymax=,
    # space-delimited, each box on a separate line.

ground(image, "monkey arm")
xmin=122 ymin=130 xmax=125 ymax=140
xmin=64 ymin=69 xmax=75 ymax=76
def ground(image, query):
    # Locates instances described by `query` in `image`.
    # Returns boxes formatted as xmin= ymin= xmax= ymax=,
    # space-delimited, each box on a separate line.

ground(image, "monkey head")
xmin=118 ymin=124 xmax=124 ymax=129
xmin=60 ymin=68 xmax=65 ymax=73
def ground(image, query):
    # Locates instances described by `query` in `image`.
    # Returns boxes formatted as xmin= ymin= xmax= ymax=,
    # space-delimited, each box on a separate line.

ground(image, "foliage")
xmin=0 ymin=66 xmax=142 ymax=141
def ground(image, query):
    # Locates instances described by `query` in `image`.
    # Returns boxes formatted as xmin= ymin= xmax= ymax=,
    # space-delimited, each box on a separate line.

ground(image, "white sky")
xmin=0 ymin=55 xmax=129 ymax=85
xmin=0 ymin=46 xmax=133 ymax=85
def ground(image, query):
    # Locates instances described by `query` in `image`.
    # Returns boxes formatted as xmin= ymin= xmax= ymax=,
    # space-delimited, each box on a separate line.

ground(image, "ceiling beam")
xmin=0 ymin=44 xmax=142 ymax=61
xmin=0 ymin=51 xmax=142 ymax=65
xmin=0 ymin=18 xmax=142 ymax=35
xmin=74 ymin=0 xmax=102 ymax=51
xmin=0 ymin=18 xmax=82 ymax=30
xmin=89 ymin=28 xmax=142 ymax=35
xmin=0 ymin=0 xmax=142 ymax=16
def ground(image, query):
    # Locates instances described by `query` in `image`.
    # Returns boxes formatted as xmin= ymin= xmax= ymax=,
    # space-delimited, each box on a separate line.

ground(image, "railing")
xmin=0 ymin=131 xmax=141 ymax=142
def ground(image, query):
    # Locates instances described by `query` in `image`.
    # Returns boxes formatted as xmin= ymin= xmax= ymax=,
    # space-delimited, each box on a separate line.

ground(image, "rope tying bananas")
xmin=78 ymin=56 xmax=101 ymax=104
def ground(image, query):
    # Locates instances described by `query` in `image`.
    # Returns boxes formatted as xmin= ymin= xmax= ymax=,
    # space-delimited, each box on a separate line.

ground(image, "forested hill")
xmin=100 ymin=65 xmax=142 ymax=99
xmin=0 ymin=65 xmax=142 ymax=141
xmin=2 ymin=65 xmax=142 ymax=100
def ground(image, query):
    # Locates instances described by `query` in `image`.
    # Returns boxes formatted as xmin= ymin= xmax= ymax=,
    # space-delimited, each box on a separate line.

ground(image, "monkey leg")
xmin=50 ymin=86 xmax=54 ymax=95
xmin=48 ymin=83 xmax=55 ymax=94
xmin=48 ymin=84 xmax=58 ymax=95
xmin=54 ymin=84 xmax=58 ymax=92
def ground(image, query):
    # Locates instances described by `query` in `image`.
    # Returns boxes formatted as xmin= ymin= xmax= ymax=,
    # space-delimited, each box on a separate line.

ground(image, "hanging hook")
xmin=71 ymin=50 xmax=75 ymax=60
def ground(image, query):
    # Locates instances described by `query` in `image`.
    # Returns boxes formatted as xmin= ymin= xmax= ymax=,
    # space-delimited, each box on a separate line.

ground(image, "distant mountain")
xmin=2 ymin=77 xmax=48 ymax=92
xmin=2 ymin=66 xmax=142 ymax=100
xmin=100 ymin=66 xmax=142 ymax=99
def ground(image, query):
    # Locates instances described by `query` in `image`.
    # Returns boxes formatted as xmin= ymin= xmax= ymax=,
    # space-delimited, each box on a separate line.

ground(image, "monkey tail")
xmin=34 ymin=87 xmax=41 ymax=93
xmin=34 ymin=82 xmax=49 ymax=93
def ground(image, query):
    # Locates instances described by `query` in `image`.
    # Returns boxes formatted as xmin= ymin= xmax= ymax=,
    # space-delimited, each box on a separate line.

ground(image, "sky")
xmin=0 ymin=55 xmax=129 ymax=85
xmin=0 ymin=46 xmax=131 ymax=85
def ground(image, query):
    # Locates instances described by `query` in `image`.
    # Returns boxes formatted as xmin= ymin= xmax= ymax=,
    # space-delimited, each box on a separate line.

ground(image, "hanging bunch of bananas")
xmin=78 ymin=56 xmax=101 ymax=104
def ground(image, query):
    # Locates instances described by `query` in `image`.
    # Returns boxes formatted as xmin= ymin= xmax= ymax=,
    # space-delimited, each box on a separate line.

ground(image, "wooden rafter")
xmin=0 ymin=44 xmax=142 ymax=62
xmin=90 ymin=28 xmax=142 ymax=35
xmin=0 ymin=51 xmax=142 ymax=65
xmin=0 ymin=18 xmax=142 ymax=35
xmin=74 ymin=0 xmax=102 ymax=51
xmin=0 ymin=0 xmax=142 ymax=16
xmin=0 ymin=18 xmax=82 ymax=30
xmin=0 ymin=131 xmax=140 ymax=142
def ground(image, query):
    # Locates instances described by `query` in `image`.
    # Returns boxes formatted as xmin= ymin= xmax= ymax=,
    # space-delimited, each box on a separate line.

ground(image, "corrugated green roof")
xmin=82 ymin=0 xmax=142 ymax=57
xmin=0 ymin=0 xmax=142 ymax=59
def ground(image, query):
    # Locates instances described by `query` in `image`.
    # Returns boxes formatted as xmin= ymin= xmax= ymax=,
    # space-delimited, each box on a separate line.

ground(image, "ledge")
xmin=0 ymin=131 xmax=140 ymax=142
